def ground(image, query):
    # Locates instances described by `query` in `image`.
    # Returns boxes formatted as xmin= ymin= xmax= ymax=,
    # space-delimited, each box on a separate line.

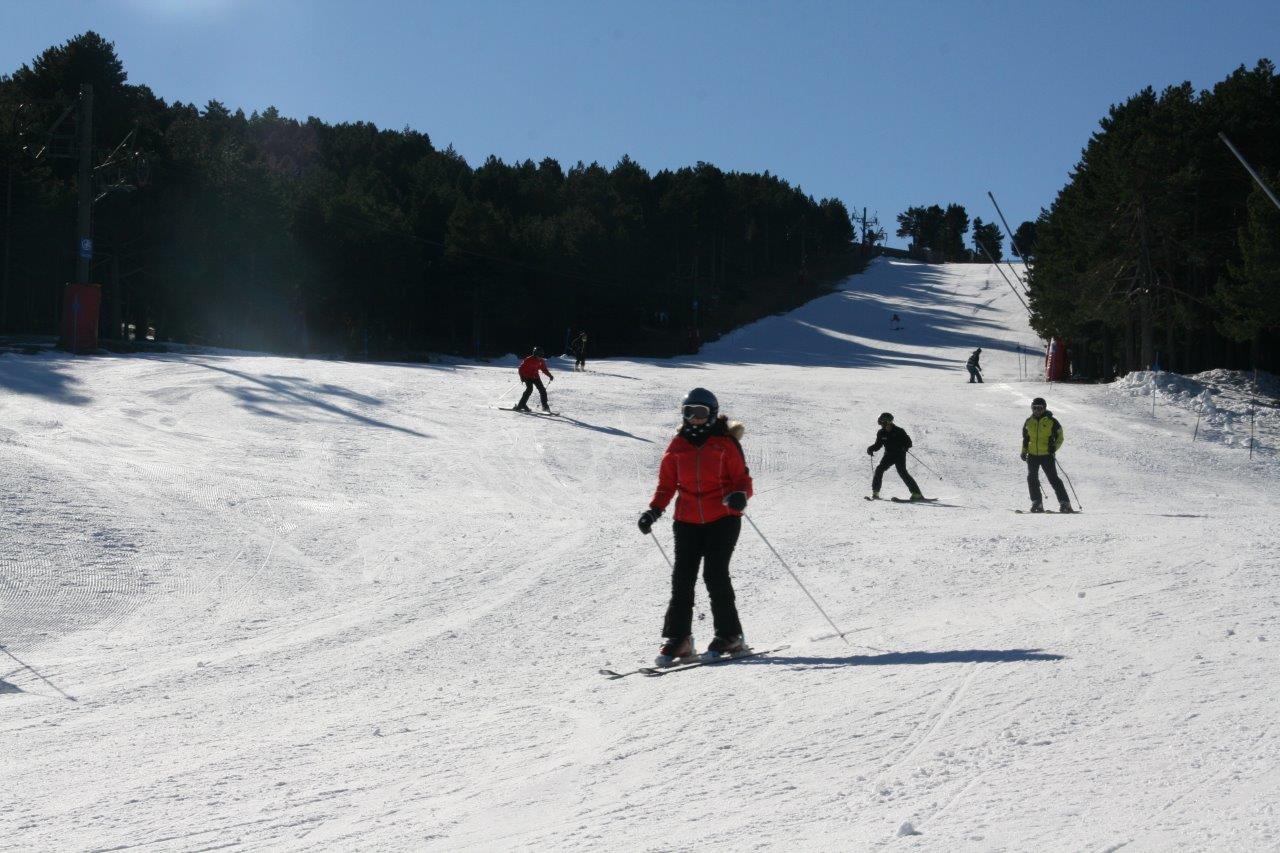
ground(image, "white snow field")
xmin=2 ymin=259 xmax=1278 ymax=851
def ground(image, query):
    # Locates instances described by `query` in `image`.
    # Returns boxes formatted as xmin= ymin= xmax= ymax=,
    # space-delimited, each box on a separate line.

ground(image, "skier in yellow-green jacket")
xmin=1021 ymin=397 xmax=1074 ymax=513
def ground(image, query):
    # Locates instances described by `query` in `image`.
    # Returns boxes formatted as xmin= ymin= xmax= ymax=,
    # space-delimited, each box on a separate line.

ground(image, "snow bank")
xmin=1110 ymin=369 xmax=1278 ymax=451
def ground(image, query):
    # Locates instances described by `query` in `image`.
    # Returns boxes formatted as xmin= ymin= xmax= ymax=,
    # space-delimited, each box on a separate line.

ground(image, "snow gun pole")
xmin=743 ymin=514 xmax=850 ymax=644
xmin=907 ymin=449 xmax=943 ymax=481
xmin=1056 ymin=459 xmax=1083 ymax=511
xmin=988 ymin=190 xmax=1033 ymax=271
xmin=976 ymin=239 xmax=1031 ymax=314
xmin=1193 ymin=409 xmax=1201 ymax=442
xmin=648 ymin=530 xmax=674 ymax=570
xmin=1219 ymin=133 xmax=1280 ymax=214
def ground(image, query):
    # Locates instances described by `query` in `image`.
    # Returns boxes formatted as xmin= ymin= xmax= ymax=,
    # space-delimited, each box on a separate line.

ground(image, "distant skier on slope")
xmin=514 ymin=347 xmax=554 ymax=412
xmin=570 ymin=331 xmax=588 ymax=371
xmin=966 ymin=347 xmax=984 ymax=383
xmin=637 ymin=387 xmax=753 ymax=666
xmin=890 ymin=313 xmax=902 ymax=331
xmin=1021 ymin=397 xmax=1073 ymax=513
xmin=866 ymin=412 xmax=926 ymax=501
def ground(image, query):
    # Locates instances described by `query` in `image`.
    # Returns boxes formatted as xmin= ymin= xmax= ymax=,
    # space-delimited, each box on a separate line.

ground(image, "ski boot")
xmin=909 ymin=492 xmax=927 ymax=502
xmin=655 ymin=635 xmax=696 ymax=668
xmin=541 ymin=405 xmax=552 ymax=413
xmin=871 ymin=490 xmax=881 ymax=500
xmin=701 ymin=634 xmax=746 ymax=661
xmin=1029 ymin=501 xmax=1044 ymax=513
xmin=1059 ymin=503 xmax=1075 ymax=514
xmin=514 ymin=404 xmax=531 ymax=412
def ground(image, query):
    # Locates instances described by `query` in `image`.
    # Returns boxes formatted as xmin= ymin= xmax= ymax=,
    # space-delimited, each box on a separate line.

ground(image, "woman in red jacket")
xmin=638 ymin=387 xmax=753 ymax=666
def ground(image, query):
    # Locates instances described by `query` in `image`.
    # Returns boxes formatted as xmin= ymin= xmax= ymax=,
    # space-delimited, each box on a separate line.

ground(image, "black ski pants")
xmin=575 ymin=353 xmax=586 ymax=370
xmin=1026 ymin=454 xmax=1069 ymax=505
xmin=663 ymin=515 xmax=743 ymax=640
xmin=517 ymin=377 xmax=548 ymax=409
xmin=873 ymin=454 xmax=920 ymax=495
xmin=967 ymin=365 xmax=983 ymax=383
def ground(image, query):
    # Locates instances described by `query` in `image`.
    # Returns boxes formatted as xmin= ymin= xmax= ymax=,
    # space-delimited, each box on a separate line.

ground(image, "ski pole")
xmin=648 ymin=530 xmax=674 ymax=570
xmin=742 ymin=514 xmax=850 ymax=644
xmin=907 ymin=449 xmax=943 ymax=481
xmin=491 ymin=380 xmax=519 ymax=407
xmin=1056 ymin=459 xmax=1083 ymax=511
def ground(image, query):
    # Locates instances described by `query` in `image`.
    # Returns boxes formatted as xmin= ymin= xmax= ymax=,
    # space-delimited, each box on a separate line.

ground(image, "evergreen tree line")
xmin=1028 ymin=59 xmax=1280 ymax=378
xmin=895 ymin=202 xmax=1036 ymax=265
xmin=0 ymin=33 xmax=862 ymax=359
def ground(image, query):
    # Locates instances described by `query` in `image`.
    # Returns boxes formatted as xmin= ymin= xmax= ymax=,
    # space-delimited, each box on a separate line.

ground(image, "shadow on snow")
xmin=697 ymin=261 xmax=1038 ymax=370
xmin=749 ymin=648 xmax=1065 ymax=669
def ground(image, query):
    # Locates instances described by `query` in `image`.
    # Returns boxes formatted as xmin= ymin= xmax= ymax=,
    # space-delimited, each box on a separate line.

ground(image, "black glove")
xmin=723 ymin=491 xmax=748 ymax=512
xmin=1020 ymin=451 xmax=1028 ymax=462
xmin=548 ymin=375 xmax=554 ymax=382
xmin=638 ymin=508 xmax=662 ymax=534
xmin=866 ymin=446 xmax=875 ymax=456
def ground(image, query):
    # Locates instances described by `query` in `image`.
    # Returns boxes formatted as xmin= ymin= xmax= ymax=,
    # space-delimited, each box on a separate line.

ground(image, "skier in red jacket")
xmin=638 ymin=387 xmax=754 ymax=666
xmin=514 ymin=347 xmax=554 ymax=412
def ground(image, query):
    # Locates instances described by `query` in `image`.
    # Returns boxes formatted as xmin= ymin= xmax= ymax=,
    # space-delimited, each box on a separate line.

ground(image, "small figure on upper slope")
xmin=966 ymin=347 xmax=984 ymax=383
xmin=866 ymin=412 xmax=925 ymax=501
xmin=638 ymin=387 xmax=753 ymax=666
xmin=1021 ymin=397 xmax=1073 ymax=513
xmin=890 ymin=313 xmax=902 ymax=331
xmin=514 ymin=347 xmax=554 ymax=412
xmin=570 ymin=331 xmax=588 ymax=371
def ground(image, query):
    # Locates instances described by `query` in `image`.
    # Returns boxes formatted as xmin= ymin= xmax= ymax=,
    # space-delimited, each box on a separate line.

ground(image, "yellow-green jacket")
xmin=1022 ymin=412 xmax=1064 ymax=456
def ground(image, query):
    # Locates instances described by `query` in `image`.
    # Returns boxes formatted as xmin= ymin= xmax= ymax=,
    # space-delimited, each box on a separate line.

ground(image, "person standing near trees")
xmin=866 ymin=412 xmax=926 ymax=501
xmin=966 ymin=347 xmax=984 ymax=383
xmin=570 ymin=331 xmax=588 ymax=371
xmin=1021 ymin=397 xmax=1073 ymax=513
xmin=514 ymin=347 xmax=554 ymax=412
xmin=638 ymin=388 xmax=753 ymax=666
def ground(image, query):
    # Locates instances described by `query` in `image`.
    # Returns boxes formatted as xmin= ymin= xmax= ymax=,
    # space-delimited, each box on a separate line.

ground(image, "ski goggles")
xmin=1031 ymin=404 xmax=1046 ymax=411
xmin=682 ymin=404 xmax=712 ymax=420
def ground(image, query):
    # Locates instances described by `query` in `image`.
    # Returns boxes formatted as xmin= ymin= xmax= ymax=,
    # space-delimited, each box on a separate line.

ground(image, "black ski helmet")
xmin=532 ymin=346 xmax=544 ymax=357
xmin=1031 ymin=397 xmax=1046 ymax=408
xmin=681 ymin=387 xmax=719 ymax=420
xmin=878 ymin=412 xmax=894 ymax=425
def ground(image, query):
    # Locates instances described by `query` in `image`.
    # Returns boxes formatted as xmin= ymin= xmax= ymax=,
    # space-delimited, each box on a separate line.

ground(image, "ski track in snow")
xmin=2 ymin=259 xmax=1278 ymax=851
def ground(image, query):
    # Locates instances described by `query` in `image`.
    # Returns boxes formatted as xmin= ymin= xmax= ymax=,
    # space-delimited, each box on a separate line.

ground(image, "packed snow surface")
xmin=2 ymin=260 xmax=1277 ymax=850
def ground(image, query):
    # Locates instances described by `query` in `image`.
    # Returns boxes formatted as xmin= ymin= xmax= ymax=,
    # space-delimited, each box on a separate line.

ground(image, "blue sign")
xmin=78 ymin=238 xmax=93 ymax=259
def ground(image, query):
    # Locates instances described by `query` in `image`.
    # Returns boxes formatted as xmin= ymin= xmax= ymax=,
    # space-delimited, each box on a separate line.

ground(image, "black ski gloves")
xmin=1020 ymin=451 xmax=1028 ymax=461
xmin=638 ymin=508 xmax=662 ymax=534
xmin=723 ymin=491 xmax=748 ymax=512
xmin=866 ymin=446 xmax=875 ymax=456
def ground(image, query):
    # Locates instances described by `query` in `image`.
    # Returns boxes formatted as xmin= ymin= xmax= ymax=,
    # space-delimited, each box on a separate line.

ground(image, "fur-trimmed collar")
xmin=679 ymin=414 xmax=745 ymax=444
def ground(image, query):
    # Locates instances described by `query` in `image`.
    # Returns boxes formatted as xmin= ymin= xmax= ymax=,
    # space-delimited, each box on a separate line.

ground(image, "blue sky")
xmin=4 ymin=0 xmax=1278 ymax=250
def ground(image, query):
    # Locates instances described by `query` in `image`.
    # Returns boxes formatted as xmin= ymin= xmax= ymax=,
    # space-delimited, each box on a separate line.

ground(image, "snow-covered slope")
xmin=2 ymin=260 xmax=1277 ymax=850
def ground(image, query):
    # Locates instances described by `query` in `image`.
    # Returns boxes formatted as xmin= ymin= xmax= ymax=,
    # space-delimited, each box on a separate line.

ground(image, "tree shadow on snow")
xmin=0 ymin=678 xmax=22 ymax=695
xmin=697 ymin=261 xmax=1040 ymax=371
xmin=192 ymin=361 xmax=431 ymax=438
xmin=0 ymin=352 xmax=94 ymax=405
xmin=751 ymin=648 xmax=1065 ymax=670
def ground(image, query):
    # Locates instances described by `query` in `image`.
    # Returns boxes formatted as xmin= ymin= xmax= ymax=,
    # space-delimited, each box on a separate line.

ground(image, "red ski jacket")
xmin=649 ymin=423 xmax=753 ymax=524
xmin=518 ymin=356 xmax=552 ymax=380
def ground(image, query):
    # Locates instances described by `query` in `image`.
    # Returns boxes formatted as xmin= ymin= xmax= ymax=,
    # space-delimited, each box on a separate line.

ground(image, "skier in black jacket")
xmin=866 ymin=412 xmax=925 ymax=500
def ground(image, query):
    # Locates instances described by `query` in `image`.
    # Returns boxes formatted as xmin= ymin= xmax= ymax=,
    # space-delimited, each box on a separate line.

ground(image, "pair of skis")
xmin=599 ymin=644 xmax=789 ymax=680
xmin=864 ymin=496 xmax=940 ymax=503
xmin=501 ymin=407 xmax=560 ymax=417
